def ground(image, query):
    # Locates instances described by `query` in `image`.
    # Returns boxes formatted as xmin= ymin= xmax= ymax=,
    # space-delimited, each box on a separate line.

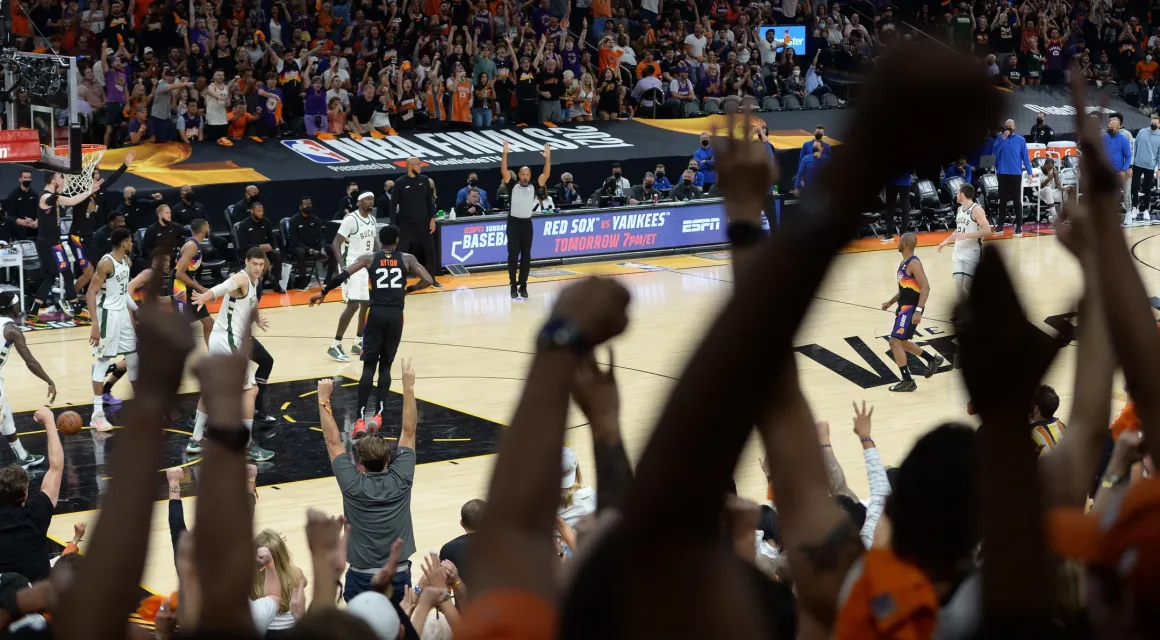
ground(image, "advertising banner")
xmin=758 ymin=25 xmax=807 ymax=55
xmin=440 ymin=201 xmax=730 ymax=268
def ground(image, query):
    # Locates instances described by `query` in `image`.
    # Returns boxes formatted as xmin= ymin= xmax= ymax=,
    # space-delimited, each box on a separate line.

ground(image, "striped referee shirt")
xmin=507 ymin=178 xmax=537 ymax=219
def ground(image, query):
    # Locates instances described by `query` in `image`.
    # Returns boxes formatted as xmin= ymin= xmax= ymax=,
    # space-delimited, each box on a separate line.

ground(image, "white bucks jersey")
xmin=340 ymin=213 xmax=377 ymax=264
xmin=98 ymin=255 xmax=132 ymax=310
xmin=953 ymin=203 xmax=983 ymax=261
xmin=212 ymin=274 xmax=258 ymax=347
xmin=0 ymin=316 xmax=13 ymax=372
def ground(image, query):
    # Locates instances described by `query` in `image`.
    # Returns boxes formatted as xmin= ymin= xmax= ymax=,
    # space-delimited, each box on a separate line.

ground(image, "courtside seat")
xmin=761 ymin=96 xmax=780 ymax=111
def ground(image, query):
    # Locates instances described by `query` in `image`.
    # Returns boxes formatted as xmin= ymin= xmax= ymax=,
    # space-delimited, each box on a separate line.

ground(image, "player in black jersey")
xmin=879 ymin=233 xmax=944 ymax=392
xmin=66 ymin=151 xmax=136 ymax=321
xmin=310 ymin=225 xmax=435 ymax=438
xmin=32 ymin=172 xmax=104 ymax=327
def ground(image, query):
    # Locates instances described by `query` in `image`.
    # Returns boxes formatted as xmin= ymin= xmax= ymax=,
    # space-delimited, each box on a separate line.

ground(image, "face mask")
xmin=250 ymin=194 xmax=260 ymax=202
xmin=701 ymin=139 xmax=709 ymax=147
xmin=1037 ymin=117 xmax=1044 ymax=124
xmin=302 ymin=205 xmax=313 ymax=214
xmin=1153 ymin=124 xmax=1158 ymax=131
xmin=182 ymin=192 xmax=192 ymax=200
xmin=815 ymin=132 xmax=823 ymax=140
xmin=468 ymin=178 xmax=478 ymax=186
xmin=613 ymin=171 xmax=621 ymax=177
xmin=683 ymin=178 xmax=692 ymax=186
xmin=656 ymin=171 xmax=665 ymax=177
xmin=20 ymin=180 xmax=30 ymax=188
xmin=793 ymin=69 xmax=800 ymax=76
xmin=1108 ymin=127 xmax=1116 ymax=135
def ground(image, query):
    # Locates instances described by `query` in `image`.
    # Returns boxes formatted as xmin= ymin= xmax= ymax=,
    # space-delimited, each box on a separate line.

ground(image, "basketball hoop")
xmin=52 ymin=144 xmax=105 ymax=196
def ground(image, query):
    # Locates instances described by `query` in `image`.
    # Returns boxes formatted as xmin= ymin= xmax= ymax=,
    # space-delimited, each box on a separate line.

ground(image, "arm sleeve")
xmin=426 ymin=179 xmax=436 ymax=220
xmin=859 ymin=448 xmax=891 ymax=548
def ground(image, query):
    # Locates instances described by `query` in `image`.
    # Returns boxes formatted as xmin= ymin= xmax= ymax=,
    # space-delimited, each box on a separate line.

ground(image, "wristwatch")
xmin=203 ymin=424 xmax=250 ymax=452
xmin=915 ymin=306 xmax=925 ymax=313
xmin=537 ymin=318 xmax=589 ymax=353
xmin=726 ymin=221 xmax=764 ymax=247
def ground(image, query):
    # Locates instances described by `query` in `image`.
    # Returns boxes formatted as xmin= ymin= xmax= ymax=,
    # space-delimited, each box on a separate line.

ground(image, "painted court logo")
xmin=281 ymin=139 xmax=348 ymax=164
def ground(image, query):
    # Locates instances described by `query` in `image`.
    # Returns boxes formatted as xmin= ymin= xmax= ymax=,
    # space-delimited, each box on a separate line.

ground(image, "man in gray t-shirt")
xmin=317 ymin=363 xmax=420 ymax=605
xmin=149 ymin=67 xmax=191 ymax=144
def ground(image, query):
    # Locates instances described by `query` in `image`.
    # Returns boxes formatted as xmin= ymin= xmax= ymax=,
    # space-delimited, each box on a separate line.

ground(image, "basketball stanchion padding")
xmin=0 ymin=129 xmax=44 ymax=163
xmin=53 ymin=144 xmax=106 ymax=196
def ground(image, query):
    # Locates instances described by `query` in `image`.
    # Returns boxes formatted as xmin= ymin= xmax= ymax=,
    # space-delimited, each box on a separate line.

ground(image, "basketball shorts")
xmin=49 ymin=236 xmax=90 ymax=273
xmin=342 ymin=269 xmax=370 ymax=303
xmin=94 ymin=307 xmax=136 ymax=358
xmin=207 ymin=331 xmax=258 ymax=390
xmin=891 ymin=305 xmax=918 ymax=341
xmin=951 ymin=254 xmax=979 ymax=279
xmin=361 ymin=306 xmax=404 ymax=362
xmin=172 ymin=293 xmax=210 ymax=320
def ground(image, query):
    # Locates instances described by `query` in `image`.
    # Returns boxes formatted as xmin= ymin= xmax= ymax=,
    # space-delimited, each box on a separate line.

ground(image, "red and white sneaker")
xmin=352 ymin=418 xmax=368 ymax=439
xmin=91 ymin=413 xmax=114 ymax=433
xmin=368 ymin=414 xmax=382 ymax=434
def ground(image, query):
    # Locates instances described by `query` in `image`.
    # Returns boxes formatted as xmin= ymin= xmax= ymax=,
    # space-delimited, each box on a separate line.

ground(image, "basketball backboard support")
xmin=0 ymin=51 xmax=81 ymax=173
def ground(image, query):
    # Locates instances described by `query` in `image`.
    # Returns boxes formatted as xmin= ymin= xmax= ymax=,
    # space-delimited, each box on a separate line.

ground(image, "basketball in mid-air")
xmin=57 ymin=411 xmax=83 ymax=435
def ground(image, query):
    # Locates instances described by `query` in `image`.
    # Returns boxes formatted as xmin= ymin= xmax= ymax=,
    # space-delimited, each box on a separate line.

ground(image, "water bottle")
xmin=772 ymin=185 xmax=780 ymax=195
xmin=652 ymin=193 xmax=658 ymax=204
xmin=448 ymin=208 xmax=457 ymax=220
xmin=436 ymin=209 xmax=445 ymax=219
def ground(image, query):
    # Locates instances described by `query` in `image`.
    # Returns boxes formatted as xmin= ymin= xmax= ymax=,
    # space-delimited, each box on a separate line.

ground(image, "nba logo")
xmin=281 ymin=139 xmax=348 ymax=164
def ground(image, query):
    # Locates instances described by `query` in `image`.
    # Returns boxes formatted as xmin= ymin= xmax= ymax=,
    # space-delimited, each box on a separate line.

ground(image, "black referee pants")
xmin=507 ymin=216 xmax=533 ymax=287
xmin=398 ymin=223 xmax=437 ymax=277
xmin=996 ymin=173 xmax=1024 ymax=230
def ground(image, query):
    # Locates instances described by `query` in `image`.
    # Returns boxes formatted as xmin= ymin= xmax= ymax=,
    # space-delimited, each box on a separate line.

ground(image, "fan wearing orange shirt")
xmin=227 ymin=102 xmax=257 ymax=139
xmin=598 ymin=36 xmax=623 ymax=73
xmin=1137 ymin=54 xmax=1159 ymax=82
xmin=591 ymin=0 xmax=613 ymax=19
xmin=449 ymin=65 xmax=473 ymax=124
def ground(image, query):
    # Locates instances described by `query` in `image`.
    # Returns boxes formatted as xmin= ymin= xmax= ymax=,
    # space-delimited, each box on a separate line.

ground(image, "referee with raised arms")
xmin=500 ymin=141 xmax=551 ymax=300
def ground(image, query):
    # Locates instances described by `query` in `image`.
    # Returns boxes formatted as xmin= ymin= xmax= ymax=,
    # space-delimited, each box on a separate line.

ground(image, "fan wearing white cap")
xmin=327 ymin=191 xmax=380 ymax=363
xmin=559 ymin=446 xmax=596 ymax=528
xmin=345 ymin=591 xmax=404 ymax=639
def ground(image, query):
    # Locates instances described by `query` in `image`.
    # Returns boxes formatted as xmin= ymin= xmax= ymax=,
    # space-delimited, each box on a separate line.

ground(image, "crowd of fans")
xmin=0 ymin=46 xmax=1155 ymax=640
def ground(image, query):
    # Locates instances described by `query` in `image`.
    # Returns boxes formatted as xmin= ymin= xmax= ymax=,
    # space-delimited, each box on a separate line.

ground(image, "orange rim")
xmin=53 ymin=144 xmax=106 ymax=157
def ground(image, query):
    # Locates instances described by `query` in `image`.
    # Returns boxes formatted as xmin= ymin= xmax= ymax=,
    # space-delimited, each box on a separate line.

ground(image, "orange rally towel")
xmin=835 ymin=549 xmax=938 ymax=640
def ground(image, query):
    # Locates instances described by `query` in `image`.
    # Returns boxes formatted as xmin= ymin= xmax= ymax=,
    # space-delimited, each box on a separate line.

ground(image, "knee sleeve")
xmin=125 ymin=352 xmax=140 ymax=382
xmin=93 ymin=358 xmax=114 ymax=382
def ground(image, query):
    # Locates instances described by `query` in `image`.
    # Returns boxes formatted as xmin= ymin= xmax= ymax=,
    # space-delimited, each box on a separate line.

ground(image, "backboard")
xmin=0 ymin=50 xmax=81 ymax=173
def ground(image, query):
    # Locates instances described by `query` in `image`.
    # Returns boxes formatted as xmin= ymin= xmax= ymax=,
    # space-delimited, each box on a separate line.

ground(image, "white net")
xmin=53 ymin=145 xmax=105 ymax=196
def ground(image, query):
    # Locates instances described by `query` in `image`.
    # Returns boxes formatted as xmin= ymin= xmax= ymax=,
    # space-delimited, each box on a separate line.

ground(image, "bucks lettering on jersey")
xmin=369 ymin=250 xmax=407 ymax=307
xmin=98 ymin=255 xmax=132 ymax=310
xmin=213 ymin=274 xmax=259 ymax=348
xmin=341 ymin=214 xmax=377 ymax=263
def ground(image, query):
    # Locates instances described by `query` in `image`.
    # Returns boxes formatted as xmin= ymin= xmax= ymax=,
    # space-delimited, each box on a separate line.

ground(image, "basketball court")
xmin=0 ymin=225 xmax=1142 ymax=598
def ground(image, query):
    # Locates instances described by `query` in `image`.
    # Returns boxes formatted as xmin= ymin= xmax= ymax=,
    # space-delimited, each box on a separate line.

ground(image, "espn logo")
xmin=682 ymin=218 xmax=721 ymax=233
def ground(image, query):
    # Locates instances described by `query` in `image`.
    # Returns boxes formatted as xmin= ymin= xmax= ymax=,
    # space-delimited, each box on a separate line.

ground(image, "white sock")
xmin=192 ymin=410 xmax=208 ymax=441
xmin=243 ymin=419 xmax=254 ymax=445
xmin=10 ymin=439 xmax=27 ymax=460
xmin=355 ymin=336 xmax=363 ymax=346
xmin=92 ymin=395 xmax=103 ymax=416
xmin=331 ymin=339 xmax=341 ymax=348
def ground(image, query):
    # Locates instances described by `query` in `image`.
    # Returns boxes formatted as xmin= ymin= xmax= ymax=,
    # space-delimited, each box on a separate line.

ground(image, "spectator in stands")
xmin=696 ymin=62 xmax=724 ymax=103
xmin=653 ymin=164 xmax=672 ymax=190
xmin=317 ymin=367 xmax=418 ymax=605
xmin=116 ymin=186 xmax=164 ymax=231
xmin=669 ymin=169 xmax=703 ymax=201
xmin=454 ymin=188 xmax=489 ymax=217
xmin=440 ymin=499 xmax=485 ymax=588
xmin=235 ymin=202 xmax=286 ymax=293
xmin=177 ymin=102 xmax=204 ymax=143
xmin=536 ymin=57 xmax=564 ymax=124
xmin=0 ymin=409 xmax=62 ymax=583
xmin=804 ymin=50 xmax=830 ymax=98
xmin=125 ymin=105 xmax=156 ymax=145
xmin=1094 ymin=50 xmax=1118 ymax=87
xmin=992 ymin=118 xmax=1032 ymax=235
xmin=607 ymin=162 xmax=631 ymax=196
xmin=1141 ymin=79 xmax=1160 ymax=116
xmin=555 ymin=173 xmax=582 ymax=205
xmin=1138 ymin=53 xmax=1159 ymax=83
xmin=630 ymin=172 xmax=661 ymax=204
xmin=684 ymin=22 xmax=708 ymax=84
xmin=1130 ymin=114 xmax=1160 ymax=222
xmin=664 ymin=65 xmax=698 ymax=117
xmin=139 ymin=204 xmax=187 ymax=271
xmin=456 ymin=173 xmax=491 ymax=210
xmin=999 ymin=53 xmax=1024 ymax=89
xmin=286 ymin=196 xmax=333 ymax=288
xmin=631 ymin=64 xmax=665 ymax=115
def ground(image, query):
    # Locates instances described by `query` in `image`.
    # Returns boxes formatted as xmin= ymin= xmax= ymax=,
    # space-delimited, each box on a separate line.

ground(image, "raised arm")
xmin=309 ymin=253 xmax=373 ymax=306
xmin=538 ymin=143 xmax=551 ymax=187
xmin=317 ymin=378 xmax=345 ymax=461
xmin=398 ymin=359 xmax=417 ymax=451
xmin=572 ymin=350 xmax=633 ymax=512
xmin=500 ymin=140 xmax=513 ymax=183
xmin=35 ymin=409 xmax=63 ymax=506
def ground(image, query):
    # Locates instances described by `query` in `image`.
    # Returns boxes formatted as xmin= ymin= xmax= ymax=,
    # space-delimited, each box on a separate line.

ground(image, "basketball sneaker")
xmin=102 ymin=393 xmax=122 ymax=406
xmin=247 ymin=443 xmax=275 ymax=462
xmin=368 ymin=413 xmax=382 ymax=434
xmin=73 ymin=307 xmax=91 ymax=326
xmin=351 ymin=343 xmax=363 ymax=356
xmin=185 ymin=438 xmax=203 ymax=455
xmin=352 ymin=418 xmax=369 ymax=439
xmin=18 ymin=453 xmax=45 ymax=469
xmin=327 ymin=345 xmax=351 ymax=362
xmin=432 ymin=280 xmax=444 ymax=289
xmin=91 ymin=413 xmax=114 ymax=432
xmin=924 ymin=355 xmax=946 ymax=378
xmin=888 ymin=379 xmax=918 ymax=392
